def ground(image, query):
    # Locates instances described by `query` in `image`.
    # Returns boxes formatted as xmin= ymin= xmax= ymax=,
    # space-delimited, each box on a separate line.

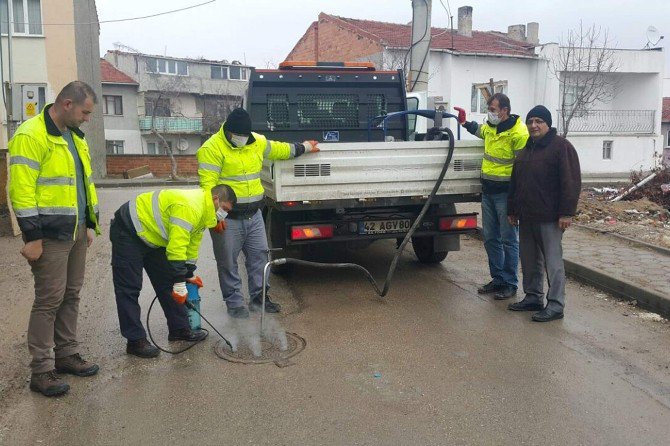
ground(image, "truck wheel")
xmin=411 ymin=236 xmax=448 ymax=264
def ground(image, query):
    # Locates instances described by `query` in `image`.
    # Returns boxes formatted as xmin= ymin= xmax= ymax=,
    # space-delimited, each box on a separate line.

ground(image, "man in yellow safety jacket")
xmin=196 ymin=107 xmax=319 ymax=319
xmin=110 ymin=185 xmax=236 ymax=358
xmin=461 ymin=93 xmax=529 ymax=301
xmin=9 ymin=81 xmax=100 ymax=397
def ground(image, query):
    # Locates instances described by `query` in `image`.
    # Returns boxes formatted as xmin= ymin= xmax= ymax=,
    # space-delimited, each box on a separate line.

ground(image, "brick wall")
xmin=287 ymin=15 xmax=383 ymax=63
xmin=106 ymin=155 xmax=199 ymax=177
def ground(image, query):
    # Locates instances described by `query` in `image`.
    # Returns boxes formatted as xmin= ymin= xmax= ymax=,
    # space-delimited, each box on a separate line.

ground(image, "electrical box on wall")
xmin=12 ymin=84 xmax=46 ymax=122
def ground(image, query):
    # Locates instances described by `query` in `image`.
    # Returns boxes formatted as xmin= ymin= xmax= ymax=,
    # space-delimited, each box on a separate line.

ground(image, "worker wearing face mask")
xmin=196 ymin=108 xmax=320 ymax=319
xmin=460 ymin=93 xmax=529 ymax=301
xmin=109 ymin=185 xmax=236 ymax=358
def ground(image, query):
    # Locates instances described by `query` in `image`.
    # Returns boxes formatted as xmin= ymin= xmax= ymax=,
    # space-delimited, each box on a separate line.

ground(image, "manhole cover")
xmin=214 ymin=332 xmax=306 ymax=366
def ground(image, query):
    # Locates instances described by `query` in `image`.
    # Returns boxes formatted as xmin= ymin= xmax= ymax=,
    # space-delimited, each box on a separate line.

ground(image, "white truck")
xmin=247 ymin=62 xmax=484 ymax=267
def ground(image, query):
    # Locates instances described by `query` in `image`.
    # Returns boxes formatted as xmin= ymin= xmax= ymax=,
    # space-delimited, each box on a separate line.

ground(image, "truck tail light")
xmin=438 ymin=215 xmax=478 ymax=231
xmin=290 ymin=224 xmax=334 ymax=240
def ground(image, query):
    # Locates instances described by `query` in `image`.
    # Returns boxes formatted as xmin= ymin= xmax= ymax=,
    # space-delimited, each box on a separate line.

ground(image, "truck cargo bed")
xmin=262 ymin=140 xmax=484 ymax=203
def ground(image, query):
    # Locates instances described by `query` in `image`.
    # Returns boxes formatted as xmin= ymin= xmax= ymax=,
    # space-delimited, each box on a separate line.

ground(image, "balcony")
xmin=139 ymin=116 xmax=204 ymax=133
xmin=556 ymin=110 xmax=655 ymax=134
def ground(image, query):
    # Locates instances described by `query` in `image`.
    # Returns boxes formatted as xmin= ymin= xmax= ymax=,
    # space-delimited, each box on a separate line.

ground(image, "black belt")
xmin=228 ymin=202 xmax=263 ymax=220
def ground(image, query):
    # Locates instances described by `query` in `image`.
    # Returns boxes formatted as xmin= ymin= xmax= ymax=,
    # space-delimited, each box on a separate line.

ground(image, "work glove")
xmin=302 ymin=140 xmax=320 ymax=153
xmin=186 ymin=275 xmax=204 ymax=288
xmin=213 ymin=219 xmax=227 ymax=233
xmin=453 ymin=106 xmax=467 ymax=125
xmin=172 ymin=282 xmax=188 ymax=305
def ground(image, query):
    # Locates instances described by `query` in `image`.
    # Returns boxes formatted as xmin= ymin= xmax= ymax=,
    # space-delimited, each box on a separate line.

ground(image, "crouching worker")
xmin=110 ymin=185 xmax=236 ymax=358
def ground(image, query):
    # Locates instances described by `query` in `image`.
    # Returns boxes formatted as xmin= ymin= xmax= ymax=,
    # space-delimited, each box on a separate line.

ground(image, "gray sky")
xmin=97 ymin=0 xmax=669 ymax=70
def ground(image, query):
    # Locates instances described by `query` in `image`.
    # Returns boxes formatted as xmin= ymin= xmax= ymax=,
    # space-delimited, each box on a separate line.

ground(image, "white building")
xmin=287 ymin=8 xmax=666 ymax=178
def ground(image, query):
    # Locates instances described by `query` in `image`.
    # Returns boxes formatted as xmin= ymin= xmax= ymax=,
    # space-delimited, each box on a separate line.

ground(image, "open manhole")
xmin=214 ymin=332 xmax=306 ymax=366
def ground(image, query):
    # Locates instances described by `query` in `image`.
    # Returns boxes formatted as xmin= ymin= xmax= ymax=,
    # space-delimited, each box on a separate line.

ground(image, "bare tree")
xmin=145 ymin=73 xmax=187 ymax=180
xmin=554 ymin=22 xmax=619 ymax=137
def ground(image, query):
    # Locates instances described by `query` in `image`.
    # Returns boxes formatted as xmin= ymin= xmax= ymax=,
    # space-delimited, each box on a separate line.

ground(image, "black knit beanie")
xmin=225 ymin=108 xmax=252 ymax=135
xmin=525 ymin=105 xmax=552 ymax=127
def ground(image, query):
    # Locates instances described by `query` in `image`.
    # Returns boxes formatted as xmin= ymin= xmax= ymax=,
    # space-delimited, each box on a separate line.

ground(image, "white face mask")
xmin=230 ymin=134 xmax=249 ymax=148
xmin=487 ymin=111 xmax=501 ymax=126
xmin=216 ymin=208 xmax=228 ymax=221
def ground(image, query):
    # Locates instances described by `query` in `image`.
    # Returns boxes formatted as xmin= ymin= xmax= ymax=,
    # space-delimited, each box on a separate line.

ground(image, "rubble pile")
xmin=576 ymin=170 xmax=670 ymax=248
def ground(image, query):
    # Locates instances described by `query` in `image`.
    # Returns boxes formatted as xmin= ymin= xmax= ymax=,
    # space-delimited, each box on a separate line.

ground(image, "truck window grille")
xmin=297 ymin=94 xmax=358 ymax=129
xmin=452 ymin=159 xmax=482 ymax=172
xmin=294 ymin=164 xmax=331 ymax=177
xmin=267 ymin=94 xmax=290 ymax=129
xmin=367 ymin=94 xmax=387 ymax=119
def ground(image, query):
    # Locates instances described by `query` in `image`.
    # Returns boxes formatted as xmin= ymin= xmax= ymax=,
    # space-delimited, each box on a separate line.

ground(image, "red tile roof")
xmin=663 ymin=97 xmax=670 ymax=122
xmin=100 ymin=59 xmax=138 ymax=85
xmin=323 ymin=13 xmax=537 ymax=58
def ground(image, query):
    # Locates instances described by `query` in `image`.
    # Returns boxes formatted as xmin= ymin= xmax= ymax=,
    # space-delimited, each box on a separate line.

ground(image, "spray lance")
xmin=146 ymin=276 xmax=234 ymax=355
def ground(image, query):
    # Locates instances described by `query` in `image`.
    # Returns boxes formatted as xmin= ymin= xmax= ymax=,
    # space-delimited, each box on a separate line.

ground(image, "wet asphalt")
xmin=1 ymin=187 xmax=669 ymax=445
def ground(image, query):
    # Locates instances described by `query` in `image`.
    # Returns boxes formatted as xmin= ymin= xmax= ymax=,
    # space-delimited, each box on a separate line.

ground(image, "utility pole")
xmin=408 ymin=0 xmax=432 ymax=93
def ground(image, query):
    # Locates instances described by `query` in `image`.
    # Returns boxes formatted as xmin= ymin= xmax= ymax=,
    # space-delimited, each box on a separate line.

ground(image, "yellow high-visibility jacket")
xmin=128 ymin=189 xmax=217 ymax=271
xmin=196 ymin=121 xmax=298 ymax=204
xmin=478 ymin=116 xmax=529 ymax=182
xmin=8 ymin=104 xmax=100 ymax=241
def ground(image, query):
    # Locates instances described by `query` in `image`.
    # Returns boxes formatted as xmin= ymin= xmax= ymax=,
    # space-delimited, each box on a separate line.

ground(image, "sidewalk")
xmin=563 ymin=226 xmax=670 ymax=319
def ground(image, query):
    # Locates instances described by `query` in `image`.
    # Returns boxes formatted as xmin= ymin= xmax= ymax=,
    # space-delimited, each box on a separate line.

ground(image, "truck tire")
xmin=411 ymin=236 xmax=448 ymax=264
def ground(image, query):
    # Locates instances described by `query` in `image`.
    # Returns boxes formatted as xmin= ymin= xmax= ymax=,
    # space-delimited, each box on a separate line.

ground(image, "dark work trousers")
xmin=110 ymin=218 xmax=190 ymax=341
xmin=518 ymin=220 xmax=566 ymax=312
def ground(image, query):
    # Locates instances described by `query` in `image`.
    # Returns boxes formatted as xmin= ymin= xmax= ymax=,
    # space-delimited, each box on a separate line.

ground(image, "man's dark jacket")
xmin=508 ymin=128 xmax=581 ymax=223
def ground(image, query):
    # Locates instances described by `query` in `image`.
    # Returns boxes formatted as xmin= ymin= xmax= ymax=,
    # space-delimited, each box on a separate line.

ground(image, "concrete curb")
xmin=564 ymin=259 xmax=670 ymax=320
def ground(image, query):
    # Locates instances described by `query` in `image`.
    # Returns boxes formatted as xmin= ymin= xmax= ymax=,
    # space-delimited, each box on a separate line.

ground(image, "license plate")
xmin=359 ymin=219 xmax=412 ymax=235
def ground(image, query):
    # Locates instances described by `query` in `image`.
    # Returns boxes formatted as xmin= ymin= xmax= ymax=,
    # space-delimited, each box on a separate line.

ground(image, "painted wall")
xmin=43 ymin=0 xmax=77 ymax=95
xmin=569 ymin=135 xmax=662 ymax=174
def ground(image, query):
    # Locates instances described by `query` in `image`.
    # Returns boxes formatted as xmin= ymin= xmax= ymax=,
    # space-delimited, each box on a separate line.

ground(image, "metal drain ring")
xmin=214 ymin=332 xmax=306 ymax=365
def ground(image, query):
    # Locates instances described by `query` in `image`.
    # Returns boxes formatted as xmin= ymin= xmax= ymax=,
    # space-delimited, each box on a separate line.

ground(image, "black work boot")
xmin=227 ymin=306 xmax=250 ymax=319
xmin=494 ymin=286 xmax=517 ymax=300
xmin=30 ymin=370 xmax=70 ymax=397
xmin=126 ymin=338 xmax=160 ymax=358
xmin=477 ymin=281 xmax=503 ymax=294
xmin=249 ymin=295 xmax=281 ymax=313
xmin=168 ymin=328 xmax=207 ymax=342
xmin=55 ymin=353 xmax=99 ymax=377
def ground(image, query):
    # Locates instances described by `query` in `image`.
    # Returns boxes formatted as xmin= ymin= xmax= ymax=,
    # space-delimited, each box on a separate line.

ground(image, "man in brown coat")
xmin=506 ymin=105 xmax=581 ymax=322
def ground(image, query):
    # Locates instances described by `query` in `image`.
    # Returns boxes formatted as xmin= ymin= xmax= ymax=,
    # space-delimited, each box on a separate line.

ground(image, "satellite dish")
xmin=177 ymin=138 xmax=189 ymax=152
xmin=645 ymin=25 xmax=664 ymax=48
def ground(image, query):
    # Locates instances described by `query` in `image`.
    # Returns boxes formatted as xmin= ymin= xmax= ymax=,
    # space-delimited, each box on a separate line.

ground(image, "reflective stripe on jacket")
xmin=479 ymin=116 xmax=529 ymax=182
xmin=8 ymin=104 xmax=100 ymax=241
xmin=129 ymin=188 xmax=217 ymax=264
xmin=196 ymin=121 xmax=297 ymax=202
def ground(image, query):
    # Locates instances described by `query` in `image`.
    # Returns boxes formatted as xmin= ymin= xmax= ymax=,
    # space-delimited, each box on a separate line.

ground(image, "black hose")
xmin=274 ymin=127 xmax=456 ymax=298
xmin=145 ymin=295 xmax=209 ymax=354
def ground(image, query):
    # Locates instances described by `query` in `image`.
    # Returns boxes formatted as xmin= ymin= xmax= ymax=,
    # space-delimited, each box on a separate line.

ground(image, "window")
xmin=145 ymin=98 xmax=171 ymax=117
xmin=145 ymin=57 xmax=188 ymax=75
xmin=230 ymin=65 xmax=241 ymax=80
xmin=470 ymin=81 xmax=507 ymax=113
xmin=105 ymin=140 xmax=124 ymax=155
xmin=602 ymin=140 xmax=613 ymax=160
xmin=211 ymin=65 xmax=228 ymax=79
xmin=0 ymin=0 xmax=42 ymax=35
xmin=146 ymin=141 xmax=171 ymax=155
xmin=666 ymin=130 xmax=670 ymax=148
xmin=103 ymin=95 xmax=123 ymax=115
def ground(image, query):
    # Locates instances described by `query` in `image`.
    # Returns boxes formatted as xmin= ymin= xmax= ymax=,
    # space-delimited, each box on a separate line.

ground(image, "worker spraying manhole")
xmin=146 ymin=109 xmax=460 ymax=366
